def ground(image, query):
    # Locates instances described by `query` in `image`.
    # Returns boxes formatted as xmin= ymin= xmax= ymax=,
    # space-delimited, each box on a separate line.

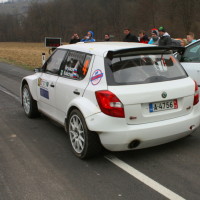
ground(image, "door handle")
xmin=50 ymin=83 xmax=55 ymax=88
xmin=73 ymin=90 xmax=80 ymax=95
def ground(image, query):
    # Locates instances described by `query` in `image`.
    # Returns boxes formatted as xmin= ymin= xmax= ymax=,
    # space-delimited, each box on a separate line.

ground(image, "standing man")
xmin=69 ymin=33 xmax=80 ymax=44
xmin=148 ymin=29 xmax=159 ymax=45
xmin=123 ymin=28 xmax=139 ymax=42
xmin=158 ymin=26 xmax=172 ymax=46
xmin=138 ymin=30 xmax=149 ymax=44
xmin=104 ymin=34 xmax=110 ymax=41
xmin=186 ymin=32 xmax=196 ymax=44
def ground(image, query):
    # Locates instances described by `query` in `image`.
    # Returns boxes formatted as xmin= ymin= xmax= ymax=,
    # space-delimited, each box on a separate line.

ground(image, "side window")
xmin=183 ymin=42 xmax=200 ymax=62
xmin=61 ymin=51 xmax=92 ymax=80
xmin=45 ymin=50 xmax=67 ymax=74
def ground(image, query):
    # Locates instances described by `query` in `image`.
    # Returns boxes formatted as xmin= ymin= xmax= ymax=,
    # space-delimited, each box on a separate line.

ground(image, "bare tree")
xmin=1 ymin=0 xmax=200 ymax=42
xmin=181 ymin=0 xmax=196 ymax=34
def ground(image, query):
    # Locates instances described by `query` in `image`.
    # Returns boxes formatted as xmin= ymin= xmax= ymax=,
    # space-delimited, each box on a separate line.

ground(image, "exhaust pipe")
xmin=190 ymin=125 xmax=196 ymax=130
xmin=128 ymin=140 xmax=140 ymax=149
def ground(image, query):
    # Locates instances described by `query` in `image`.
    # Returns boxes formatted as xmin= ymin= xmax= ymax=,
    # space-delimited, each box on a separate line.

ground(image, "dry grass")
xmin=0 ymin=42 xmax=52 ymax=70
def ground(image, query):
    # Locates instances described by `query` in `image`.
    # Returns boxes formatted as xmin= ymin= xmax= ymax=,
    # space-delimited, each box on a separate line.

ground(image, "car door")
xmin=54 ymin=50 xmax=93 ymax=124
xmin=37 ymin=49 xmax=67 ymax=118
xmin=180 ymin=41 xmax=200 ymax=86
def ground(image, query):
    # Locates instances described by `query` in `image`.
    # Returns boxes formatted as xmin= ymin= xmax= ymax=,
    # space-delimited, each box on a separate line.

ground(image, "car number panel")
xmin=149 ymin=99 xmax=178 ymax=112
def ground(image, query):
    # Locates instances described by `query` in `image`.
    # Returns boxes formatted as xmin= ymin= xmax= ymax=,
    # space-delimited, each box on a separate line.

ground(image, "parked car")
xmin=177 ymin=39 xmax=200 ymax=87
xmin=21 ymin=42 xmax=200 ymax=159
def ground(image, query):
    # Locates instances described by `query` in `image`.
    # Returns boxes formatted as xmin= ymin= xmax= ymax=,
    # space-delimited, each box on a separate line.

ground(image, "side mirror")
xmin=174 ymin=52 xmax=182 ymax=61
xmin=34 ymin=67 xmax=43 ymax=73
xmin=176 ymin=54 xmax=182 ymax=61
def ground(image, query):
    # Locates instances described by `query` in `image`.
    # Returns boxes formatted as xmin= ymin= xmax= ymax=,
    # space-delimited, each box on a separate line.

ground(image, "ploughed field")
xmin=0 ymin=42 xmax=52 ymax=69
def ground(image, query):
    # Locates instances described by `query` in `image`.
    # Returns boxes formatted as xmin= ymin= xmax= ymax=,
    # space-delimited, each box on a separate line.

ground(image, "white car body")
xmin=21 ymin=42 xmax=200 ymax=158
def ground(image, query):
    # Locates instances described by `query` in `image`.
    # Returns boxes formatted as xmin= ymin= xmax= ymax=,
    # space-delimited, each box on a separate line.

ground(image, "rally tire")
xmin=67 ymin=109 xmax=102 ymax=159
xmin=22 ymin=84 xmax=39 ymax=118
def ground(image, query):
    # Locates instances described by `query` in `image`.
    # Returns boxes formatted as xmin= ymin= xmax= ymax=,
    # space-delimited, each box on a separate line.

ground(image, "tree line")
xmin=0 ymin=0 xmax=199 ymax=42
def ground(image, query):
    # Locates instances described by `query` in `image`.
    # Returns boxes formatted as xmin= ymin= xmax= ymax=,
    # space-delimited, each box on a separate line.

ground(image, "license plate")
xmin=149 ymin=99 xmax=178 ymax=112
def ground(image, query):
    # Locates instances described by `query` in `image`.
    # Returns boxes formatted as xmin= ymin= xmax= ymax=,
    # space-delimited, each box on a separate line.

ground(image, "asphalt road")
xmin=0 ymin=62 xmax=200 ymax=200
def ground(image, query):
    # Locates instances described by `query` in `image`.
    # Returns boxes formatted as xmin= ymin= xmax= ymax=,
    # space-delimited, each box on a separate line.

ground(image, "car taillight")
xmin=193 ymin=80 xmax=199 ymax=105
xmin=95 ymin=90 xmax=125 ymax=118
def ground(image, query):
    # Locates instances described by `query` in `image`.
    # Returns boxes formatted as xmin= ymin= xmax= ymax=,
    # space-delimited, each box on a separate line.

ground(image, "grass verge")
xmin=0 ymin=42 xmax=51 ymax=70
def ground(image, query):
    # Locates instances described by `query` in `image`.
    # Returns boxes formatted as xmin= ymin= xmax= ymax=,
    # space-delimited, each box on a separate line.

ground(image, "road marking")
xmin=0 ymin=85 xmax=20 ymax=102
xmin=105 ymin=154 xmax=185 ymax=200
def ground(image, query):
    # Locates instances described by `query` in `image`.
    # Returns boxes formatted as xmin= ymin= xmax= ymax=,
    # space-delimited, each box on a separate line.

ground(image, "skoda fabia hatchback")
xmin=21 ymin=42 xmax=200 ymax=159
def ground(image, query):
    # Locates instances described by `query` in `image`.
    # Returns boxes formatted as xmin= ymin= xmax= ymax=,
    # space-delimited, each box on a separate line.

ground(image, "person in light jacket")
xmin=81 ymin=31 xmax=96 ymax=42
xmin=148 ymin=29 xmax=159 ymax=45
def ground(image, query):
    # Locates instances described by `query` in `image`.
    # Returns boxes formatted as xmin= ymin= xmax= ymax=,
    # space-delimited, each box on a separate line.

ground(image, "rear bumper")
xmin=86 ymin=105 xmax=200 ymax=151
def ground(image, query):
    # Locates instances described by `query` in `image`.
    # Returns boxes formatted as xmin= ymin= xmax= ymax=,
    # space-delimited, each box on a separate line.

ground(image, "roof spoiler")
xmin=106 ymin=46 xmax=185 ymax=60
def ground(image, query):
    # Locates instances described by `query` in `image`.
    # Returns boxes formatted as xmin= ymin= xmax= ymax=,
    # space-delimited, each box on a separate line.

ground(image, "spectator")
xmin=123 ymin=28 xmax=139 ymax=42
xmin=186 ymin=32 xmax=196 ymax=44
xmin=148 ymin=29 xmax=159 ymax=45
xmin=180 ymin=38 xmax=188 ymax=47
xmin=158 ymin=26 xmax=172 ymax=46
xmin=81 ymin=31 xmax=95 ymax=42
xmin=138 ymin=30 xmax=149 ymax=44
xmin=69 ymin=33 xmax=80 ymax=44
xmin=104 ymin=34 xmax=110 ymax=41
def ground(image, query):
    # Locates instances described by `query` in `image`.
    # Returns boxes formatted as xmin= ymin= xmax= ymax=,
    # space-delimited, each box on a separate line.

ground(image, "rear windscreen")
xmin=105 ymin=53 xmax=187 ymax=85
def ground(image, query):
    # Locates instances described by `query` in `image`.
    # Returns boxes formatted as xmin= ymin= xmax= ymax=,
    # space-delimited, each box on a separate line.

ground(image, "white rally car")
xmin=21 ymin=42 xmax=200 ymax=159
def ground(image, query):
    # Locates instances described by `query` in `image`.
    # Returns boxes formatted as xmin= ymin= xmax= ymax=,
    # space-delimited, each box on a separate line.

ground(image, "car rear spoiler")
xmin=106 ymin=46 xmax=185 ymax=60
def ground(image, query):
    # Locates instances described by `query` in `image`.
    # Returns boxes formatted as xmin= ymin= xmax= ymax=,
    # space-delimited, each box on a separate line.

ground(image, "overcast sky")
xmin=0 ymin=0 xmax=9 ymax=3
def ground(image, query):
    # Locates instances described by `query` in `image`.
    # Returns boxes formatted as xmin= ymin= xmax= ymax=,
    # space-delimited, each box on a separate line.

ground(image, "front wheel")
xmin=22 ymin=84 xmax=39 ymax=118
xmin=67 ymin=109 xmax=102 ymax=159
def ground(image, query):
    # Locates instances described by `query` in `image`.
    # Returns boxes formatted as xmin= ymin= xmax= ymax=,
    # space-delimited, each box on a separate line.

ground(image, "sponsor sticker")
xmin=38 ymin=78 xmax=42 ymax=86
xmin=38 ymin=78 xmax=49 ymax=88
xmin=73 ymin=68 xmax=78 ymax=79
xmin=40 ymin=88 xmax=49 ymax=99
xmin=38 ymin=78 xmax=49 ymax=99
xmin=91 ymin=69 xmax=103 ymax=85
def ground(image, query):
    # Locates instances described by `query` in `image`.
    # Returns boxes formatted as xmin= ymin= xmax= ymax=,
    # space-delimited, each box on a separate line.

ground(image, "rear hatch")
xmin=108 ymin=79 xmax=194 ymax=124
xmin=105 ymin=47 xmax=195 ymax=124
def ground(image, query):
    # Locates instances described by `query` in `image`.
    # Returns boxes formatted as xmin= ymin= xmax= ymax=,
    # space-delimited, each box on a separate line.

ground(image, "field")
xmin=0 ymin=42 xmax=52 ymax=69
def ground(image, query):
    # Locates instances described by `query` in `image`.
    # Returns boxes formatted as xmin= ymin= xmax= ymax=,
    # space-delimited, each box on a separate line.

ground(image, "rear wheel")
xmin=22 ymin=84 xmax=39 ymax=118
xmin=67 ymin=109 xmax=102 ymax=159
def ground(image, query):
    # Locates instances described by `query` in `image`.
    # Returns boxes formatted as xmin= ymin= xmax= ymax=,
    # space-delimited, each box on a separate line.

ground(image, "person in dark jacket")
xmin=123 ymin=28 xmax=139 ymax=42
xmin=158 ymin=26 xmax=172 ymax=46
xmin=138 ymin=30 xmax=149 ymax=44
xmin=69 ymin=33 xmax=80 ymax=44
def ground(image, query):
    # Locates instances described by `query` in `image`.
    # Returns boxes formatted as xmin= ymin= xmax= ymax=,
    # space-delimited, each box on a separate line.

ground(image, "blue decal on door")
xmin=40 ymin=88 xmax=49 ymax=99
